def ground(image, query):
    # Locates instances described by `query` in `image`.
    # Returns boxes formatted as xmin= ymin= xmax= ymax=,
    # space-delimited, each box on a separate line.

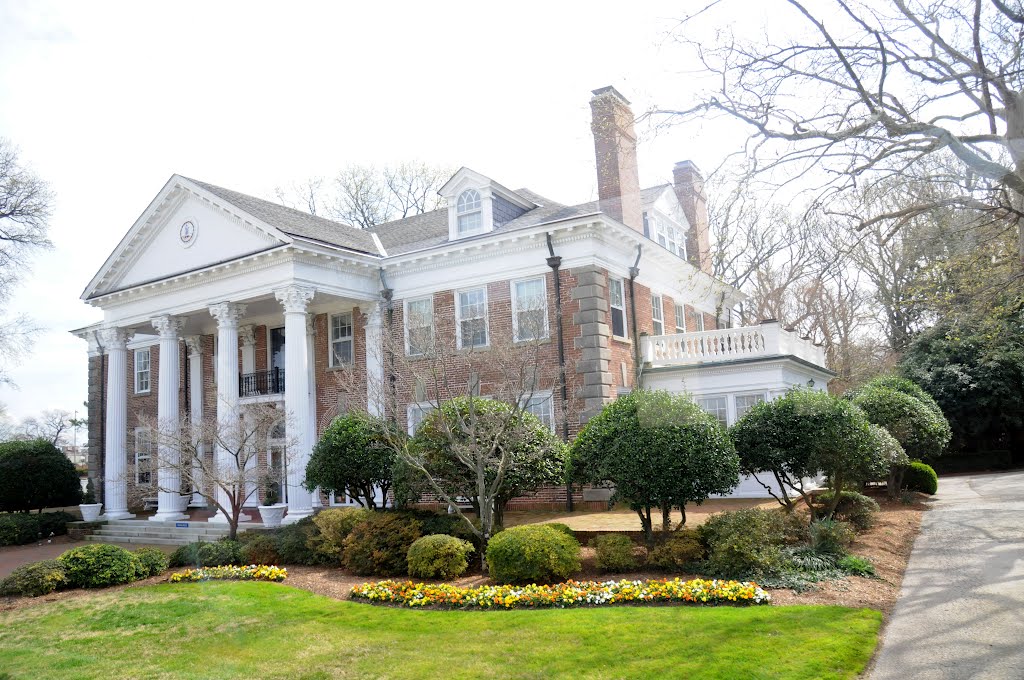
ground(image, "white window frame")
xmin=609 ymin=277 xmax=627 ymax=339
xmin=696 ymin=395 xmax=729 ymax=428
xmin=648 ymin=212 xmax=687 ymax=259
xmin=134 ymin=348 xmax=151 ymax=394
xmin=329 ymin=312 xmax=354 ymax=367
xmin=404 ymin=296 xmax=434 ymax=356
xmin=455 ymin=286 xmax=489 ymax=349
xmin=523 ymin=391 xmax=555 ymax=432
xmin=690 ymin=309 xmax=706 ymax=333
xmin=407 ymin=402 xmax=436 ymax=435
xmin=651 ymin=294 xmax=664 ymax=335
xmin=674 ymin=303 xmax=686 ymax=334
xmin=734 ymin=392 xmax=768 ymax=422
xmin=456 ymin=189 xmax=483 ymax=236
xmin=511 ymin=276 xmax=549 ymax=342
xmin=134 ymin=427 xmax=153 ymax=486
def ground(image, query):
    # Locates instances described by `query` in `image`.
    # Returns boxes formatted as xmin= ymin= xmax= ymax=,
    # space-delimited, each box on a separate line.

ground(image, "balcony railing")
xmin=240 ymin=369 xmax=285 ymax=397
xmin=641 ymin=321 xmax=827 ymax=368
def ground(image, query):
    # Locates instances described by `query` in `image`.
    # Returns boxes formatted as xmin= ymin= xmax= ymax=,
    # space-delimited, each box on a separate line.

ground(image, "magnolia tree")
xmin=304 ymin=412 xmax=401 ymax=509
xmin=137 ymin=401 xmax=293 ymax=539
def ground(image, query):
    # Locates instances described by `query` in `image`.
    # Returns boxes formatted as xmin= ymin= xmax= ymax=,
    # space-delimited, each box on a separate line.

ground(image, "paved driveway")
xmin=873 ymin=471 xmax=1024 ymax=679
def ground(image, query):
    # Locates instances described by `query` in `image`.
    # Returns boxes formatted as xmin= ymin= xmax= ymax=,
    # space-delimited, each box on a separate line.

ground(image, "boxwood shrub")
xmin=485 ymin=524 xmax=581 ymax=584
xmin=0 ymin=559 xmax=68 ymax=597
xmin=903 ymin=461 xmax=939 ymax=495
xmin=239 ymin=533 xmax=281 ymax=566
xmin=37 ymin=511 xmax=75 ymax=538
xmin=311 ymin=507 xmax=373 ymax=561
xmin=276 ymin=517 xmax=333 ymax=566
xmin=591 ymin=534 xmax=639 ymax=573
xmin=647 ymin=529 xmax=705 ymax=572
xmin=134 ymin=547 xmax=170 ymax=577
xmin=168 ymin=539 xmax=242 ymax=568
xmin=58 ymin=544 xmax=144 ymax=588
xmin=699 ymin=508 xmax=787 ymax=578
xmin=0 ymin=513 xmax=40 ymax=546
xmin=407 ymin=534 xmax=474 ymax=579
xmin=343 ymin=512 xmax=423 ymax=576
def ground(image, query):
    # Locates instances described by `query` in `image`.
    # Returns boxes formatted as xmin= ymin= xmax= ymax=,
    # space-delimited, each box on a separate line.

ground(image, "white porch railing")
xmin=641 ymin=321 xmax=827 ymax=368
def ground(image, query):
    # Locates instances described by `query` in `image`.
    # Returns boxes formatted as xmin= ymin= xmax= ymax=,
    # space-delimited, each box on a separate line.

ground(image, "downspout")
xmin=627 ymin=244 xmax=643 ymax=388
xmin=378 ymin=268 xmax=397 ymax=427
xmin=546 ymin=233 xmax=573 ymax=512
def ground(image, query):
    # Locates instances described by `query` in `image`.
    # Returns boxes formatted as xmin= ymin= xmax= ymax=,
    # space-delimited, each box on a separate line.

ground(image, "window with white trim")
xmin=690 ymin=309 xmax=705 ymax=332
xmin=456 ymin=287 xmax=488 ymax=348
xmin=609 ymin=278 xmax=627 ymax=338
xmin=697 ymin=395 xmax=729 ymax=428
xmin=511 ymin=277 xmax=548 ymax=341
xmin=134 ymin=427 xmax=154 ymax=486
xmin=407 ymin=403 xmax=435 ymax=435
xmin=651 ymin=295 xmax=664 ymax=335
xmin=134 ymin=348 xmax=151 ymax=393
xmin=735 ymin=393 xmax=767 ymax=421
xmin=674 ymin=304 xmax=686 ymax=334
xmin=648 ymin=214 xmax=686 ymax=259
xmin=329 ymin=312 xmax=353 ymax=366
xmin=456 ymin=189 xmax=482 ymax=235
xmin=405 ymin=297 xmax=433 ymax=356
xmin=523 ymin=392 xmax=555 ymax=432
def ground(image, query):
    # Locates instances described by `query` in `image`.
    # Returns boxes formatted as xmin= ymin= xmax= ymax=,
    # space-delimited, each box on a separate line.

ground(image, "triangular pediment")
xmin=84 ymin=175 xmax=291 ymax=299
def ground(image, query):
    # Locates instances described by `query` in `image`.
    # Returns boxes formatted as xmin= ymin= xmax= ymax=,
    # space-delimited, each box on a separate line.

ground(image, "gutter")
xmin=627 ymin=244 xmax=643 ymax=388
xmin=546 ymin=233 xmax=573 ymax=512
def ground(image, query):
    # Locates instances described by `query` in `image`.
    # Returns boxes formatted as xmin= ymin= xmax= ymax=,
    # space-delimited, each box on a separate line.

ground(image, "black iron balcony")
xmin=240 ymin=369 xmax=285 ymax=397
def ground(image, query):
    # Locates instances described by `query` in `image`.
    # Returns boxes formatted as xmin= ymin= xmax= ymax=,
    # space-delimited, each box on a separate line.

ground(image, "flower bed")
xmin=350 ymin=578 xmax=770 ymax=609
xmin=169 ymin=565 xmax=288 ymax=583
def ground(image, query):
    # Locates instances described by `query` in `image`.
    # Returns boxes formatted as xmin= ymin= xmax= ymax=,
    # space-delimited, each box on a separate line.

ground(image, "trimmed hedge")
xmin=343 ymin=512 xmax=423 ymax=576
xmin=239 ymin=534 xmax=281 ymax=566
xmin=58 ymin=544 xmax=144 ymax=589
xmin=699 ymin=508 xmax=787 ymax=578
xmin=407 ymin=534 xmax=474 ymax=579
xmin=485 ymin=524 xmax=581 ymax=585
xmin=134 ymin=547 xmax=170 ymax=577
xmin=0 ymin=513 xmax=40 ymax=546
xmin=903 ymin=461 xmax=939 ymax=495
xmin=647 ymin=530 xmax=706 ymax=572
xmin=168 ymin=539 xmax=242 ymax=568
xmin=591 ymin=534 xmax=639 ymax=573
xmin=0 ymin=559 xmax=68 ymax=597
xmin=311 ymin=507 xmax=373 ymax=561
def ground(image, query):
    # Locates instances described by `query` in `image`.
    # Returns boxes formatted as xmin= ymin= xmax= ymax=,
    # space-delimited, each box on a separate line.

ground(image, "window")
xmin=697 ymin=396 xmax=729 ymax=428
xmin=690 ymin=309 xmax=705 ymax=333
xmin=134 ymin=428 xmax=154 ymax=486
xmin=609 ymin=278 xmax=627 ymax=338
xmin=674 ymin=304 xmax=686 ymax=334
xmin=405 ymin=297 xmax=433 ymax=356
xmin=512 ymin=277 xmax=548 ymax=341
xmin=330 ymin=312 xmax=353 ymax=366
xmin=735 ymin=393 xmax=766 ymax=421
xmin=134 ymin=348 xmax=151 ymax=393
xmin=648 ymin=214 xmax=686 ymax=259
xmin=524 ymin=393 xmax=555 ymax=432
xmin=456 ymin=189 xmax=482 ymax=235
xmin=457 ymin=287 xmax=488 ymax=348
xmin=407 ymin=403 xmax=435 ymax=435
xmin=651 ymin=295 xmax=664 ymax=335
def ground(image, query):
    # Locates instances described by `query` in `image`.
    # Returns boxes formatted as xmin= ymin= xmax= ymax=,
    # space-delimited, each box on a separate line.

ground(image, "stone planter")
xmin=79 ymin=503 xmax=103 ymax=522
xmin=258 ymin=504 xmax=287 ymax=527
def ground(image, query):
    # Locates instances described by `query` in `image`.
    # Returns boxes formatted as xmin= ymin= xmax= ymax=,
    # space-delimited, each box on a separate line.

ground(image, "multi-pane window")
xmin=674 ymin=304 xmax=686 ymax=334
xmin=405 ymin=297 xmax=433 ymax=356
xmin=456 ymin=189 xmax=482 ymax=235
xmin=524 ymin=393 xmax=555 ymax=432
xmin=512 ymin=277 xmax=548 ymax=341
xmin=407 ymin=403 xmax=435 ymax=435
xmin=330 ymin=312 xmax=353 ymax=366
xmin=134 ymin=428 xmax=154 ymax=485
xmin=690 ymin=309 xmax=706 ymax=332
xmin=609 ymin=278 xmax=627 ymax=338
xmin=648 ymin=214 xmax=686 ymax=259
xmin=697 ymin=396 xmax=729 ymax=428
xmin=735 ymin=393 xmax=766 ymax=421
xmin=457 ymin=287 xmax=488 ymax=348
xmin=651 ymin=295 xmax=664 ymax=335
xmin=134 ymin=348 xmax=151 ymax=393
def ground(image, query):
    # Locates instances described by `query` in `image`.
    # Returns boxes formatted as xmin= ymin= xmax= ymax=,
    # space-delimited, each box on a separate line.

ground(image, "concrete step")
xmin=97 ymin=525 xmax=231 ymax=536
xmin=84 ymin=535 xmax=190 ymax=546
xmin=92 ymin=531 xmax=229 ymax=543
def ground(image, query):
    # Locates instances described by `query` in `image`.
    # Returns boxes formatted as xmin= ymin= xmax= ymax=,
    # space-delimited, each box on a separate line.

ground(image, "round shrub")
xmin=312 ymin=507 xmax=373 ymax=561
xmin=58 ymin=544 xmax=144 ymax=588
xmin=852 ymin=384 xmax=951 ymax=462
xmin=343 ymin=512 xmax=423 ymax=576
xmin=591 ymin=534 xmax=639 ymax=573
xmin=485 ymin=524 xmax=581 ymax=585
xmin=407 ymin=534 xmax=475 ymax=579
xmin=0 ymin=439 xmax=82 ymax=512
xmin=37 ymin=511 xmax=75 ymax=538
xmin=134 ymin=547 xmax=170 ymax=577
xmin=239 ymin=534 xmax=281 ymax=566
xmin=168 ymin=539 xmax=242 ymax=568
xmin=814 ymin=491 xmax=880 ymax=531
xmin=545 ymin=523 xmax=576 ymax=539
xmin=647 ymin=529 xmax=706 ymax=572
xmin=275 ymin=517 xmax=332 ymax=566
xmin=0 ymin=559 xmax=68 ymax=597
xmin=903 ymin=461 xmax=938 ymax=495
xmin=810 ymin=519 xmax=855 ymax=557
xmin=699 ymin=508 xmax=786 ymax=578
xmin=0 ymin=513 xmax=41 ymax=546
xmin=305 ymin=413 xmax=400 ymax=509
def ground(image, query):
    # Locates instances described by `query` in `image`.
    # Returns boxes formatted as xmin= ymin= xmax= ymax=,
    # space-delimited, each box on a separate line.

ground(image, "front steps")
xmin=83 ymin=519 xmax=262 ymax=546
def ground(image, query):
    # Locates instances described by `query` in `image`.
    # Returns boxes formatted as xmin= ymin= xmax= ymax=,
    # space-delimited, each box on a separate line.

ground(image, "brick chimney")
xmin=673 ymin=160 xmax=712 ymax=274
xmin=590 ymin=86 xmax=643 ymax=233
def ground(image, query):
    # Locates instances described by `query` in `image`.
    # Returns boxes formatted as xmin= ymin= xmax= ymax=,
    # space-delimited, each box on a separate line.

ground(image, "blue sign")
xmin=175 ymin=522 xmax=189 ymax=528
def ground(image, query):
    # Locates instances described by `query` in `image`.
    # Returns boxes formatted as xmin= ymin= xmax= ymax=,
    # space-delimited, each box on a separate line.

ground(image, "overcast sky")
xmin=0 ymin=0 xmax=786 ymax=422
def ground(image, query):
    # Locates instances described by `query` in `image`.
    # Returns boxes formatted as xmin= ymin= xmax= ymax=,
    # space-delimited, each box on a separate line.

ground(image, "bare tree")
xmin=274 ymin=177 xmax=326 ymax=216
xmin=17 ymin=409 xmax=76 ymax=447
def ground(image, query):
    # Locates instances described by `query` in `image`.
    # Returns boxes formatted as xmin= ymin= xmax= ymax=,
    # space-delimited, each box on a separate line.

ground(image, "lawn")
xmin=0 ymin=582 xmax=881 ymax=680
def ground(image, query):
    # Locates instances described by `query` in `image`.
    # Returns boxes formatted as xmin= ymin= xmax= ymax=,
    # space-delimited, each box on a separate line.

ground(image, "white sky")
xmin=0 ymin=0 xmax=786 ymax=421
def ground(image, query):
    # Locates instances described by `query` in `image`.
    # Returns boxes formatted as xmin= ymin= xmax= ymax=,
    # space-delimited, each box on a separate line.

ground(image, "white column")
xmin=365 ymin=303 xmax=384 ymax=418
xmin=307 ymin=312 xmax=322 ymax=509
xmin=208 ymin=302 xmax=251 ymax=524
xmin=238 ymin=325 xmax=258 ymax=507
xmin=276 ymin=285 xmax=315 ymax=523
xmin=150 ymin=315 xmax=188 ymax=521
xmin=98 ymin=327 xmax=134 ymax=520
xmin=184 ymin=336 xmax=206 ymax=508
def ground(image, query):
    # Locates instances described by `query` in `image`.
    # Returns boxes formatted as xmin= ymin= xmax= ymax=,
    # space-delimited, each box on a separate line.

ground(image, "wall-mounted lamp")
xmin=807 ymin=379 xmax=815 ymax=388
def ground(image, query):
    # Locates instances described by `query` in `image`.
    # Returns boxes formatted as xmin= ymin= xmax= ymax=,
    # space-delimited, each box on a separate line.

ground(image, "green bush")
xmin=275 ymin=517 xmax=332 ymax=566
xmin=312 ymin=507 xmax=374 ymax=561
xmin=0 ymin=439 xmax=82 ymax=512
xmin=700 ymin=509 xmax=786 ymax=578
xmin=400 ymin=509 xmax=478 ymax=546
xmin=343 ymin=512 xmax=423 ymax=576
xmin=545 ymin=523 xmax=576 ymax=539
xmin=133 ymin=548 xmax=170 ymax=577
xmin=37 ymin=511 xmax=75 ymax=538
xmin=0 ymin=560 xmax=68 ymax=597
xmin=814 ymin=491 xmax=880 ymax=531
xmin=903 ymin=461 xmax=938 ymax=495
xmin=839 ymin=555 xmax=876 ymax=577
xmin=590 ymin=534 xmax=639 ymax=573
xmin=58 ymin=544 xmax=144 ymax=589
xmin=781 ymin=512 xmax=811 ymax=545
xmin=407 ymin=534 xmax=475 ymax=579
xmin=168 ymin=539 xmax=242 ymax=568
xmin=810 ymin=519 xmax=855 ymax=557
xmin=647 ymin=529 xmax=706 ymax=572
xmin=851 ymin=380 xmax=951 ymax=462
xmin=0 ymin=513 xmax=40 ymax=546
xmin=239 ymin=534 xmax=281 ymax=565
xmin=305 ymin=413 xmax=401 ymax=509
xmin=485 ymin=524 xmax=581 ymax=585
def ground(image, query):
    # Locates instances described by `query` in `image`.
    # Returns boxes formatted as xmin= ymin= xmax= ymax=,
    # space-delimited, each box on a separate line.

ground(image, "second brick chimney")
xmin=673 ymin=160 xmax=712 ymax=274
xmin=590 ymin=86 xmax=643 ymax=233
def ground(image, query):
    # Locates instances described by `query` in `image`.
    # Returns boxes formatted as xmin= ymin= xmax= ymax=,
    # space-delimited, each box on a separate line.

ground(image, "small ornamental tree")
xmin=0 ymin=438 xmax=82 ymax=513
xmin=866 ymin=423 xmax=909 ymax=499
xmin=570 ymin=390 xmax=739 ymax=546
xmin=304 ymin=412 xmax=398 ymax=509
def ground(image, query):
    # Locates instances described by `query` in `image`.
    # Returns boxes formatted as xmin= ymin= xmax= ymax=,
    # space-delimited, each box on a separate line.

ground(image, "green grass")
xmin=0 ymin=582 xmax=881 ymax=679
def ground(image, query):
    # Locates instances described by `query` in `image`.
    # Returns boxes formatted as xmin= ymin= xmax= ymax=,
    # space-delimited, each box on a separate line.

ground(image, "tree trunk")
xmin=661 ymin=502 xmax=672 ymax=531
xmin=637 ymin=507 xmax=654 ymax=548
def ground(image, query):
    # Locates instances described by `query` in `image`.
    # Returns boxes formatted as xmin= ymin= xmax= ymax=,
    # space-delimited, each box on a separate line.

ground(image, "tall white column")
xmin=208 ymin=302 xmax=251 ymax=523
xmin=184 ymin=336 xmax=206 ymax=508
xmin=150 ymin=316 xmax=188 ymax=521
xmin=276 ymin=285 xmax=315 ymax=523
xmin=98 ymin=327 xmax=134 ymax=520
xmin=307 ymin=313 xmax=322 ymax=509
xmin=365 ymin=304 xmax=384 ymax=418
xmin=238 ymin=325 xmax=258 ymax=507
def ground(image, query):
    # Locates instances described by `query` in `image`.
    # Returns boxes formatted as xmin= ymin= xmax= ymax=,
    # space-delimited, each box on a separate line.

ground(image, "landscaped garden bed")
xmin=169 ymin=565 xmax=288 ymax=583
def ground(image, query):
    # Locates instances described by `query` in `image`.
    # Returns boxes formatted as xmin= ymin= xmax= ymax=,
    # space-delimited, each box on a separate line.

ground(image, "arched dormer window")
xmin=456 ymin=189 xmax=482 ymax=234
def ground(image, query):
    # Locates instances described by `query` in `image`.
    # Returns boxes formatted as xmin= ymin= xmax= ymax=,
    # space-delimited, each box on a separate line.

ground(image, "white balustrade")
xmin=641 ymin=322 xmax=826 ymax=368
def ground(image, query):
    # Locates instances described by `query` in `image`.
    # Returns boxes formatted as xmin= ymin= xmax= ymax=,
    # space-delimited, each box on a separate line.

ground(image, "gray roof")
xmin=185 ymin=178 xmax=381 ymax=255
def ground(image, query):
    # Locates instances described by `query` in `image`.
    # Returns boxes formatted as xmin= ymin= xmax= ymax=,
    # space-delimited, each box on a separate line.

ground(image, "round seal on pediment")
xmin=179 ymin=219 xmax=198 ymax=247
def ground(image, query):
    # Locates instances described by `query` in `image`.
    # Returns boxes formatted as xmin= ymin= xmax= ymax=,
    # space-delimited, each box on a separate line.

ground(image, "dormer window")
xmin=456 ymin=189 xmax=483 ymax=235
